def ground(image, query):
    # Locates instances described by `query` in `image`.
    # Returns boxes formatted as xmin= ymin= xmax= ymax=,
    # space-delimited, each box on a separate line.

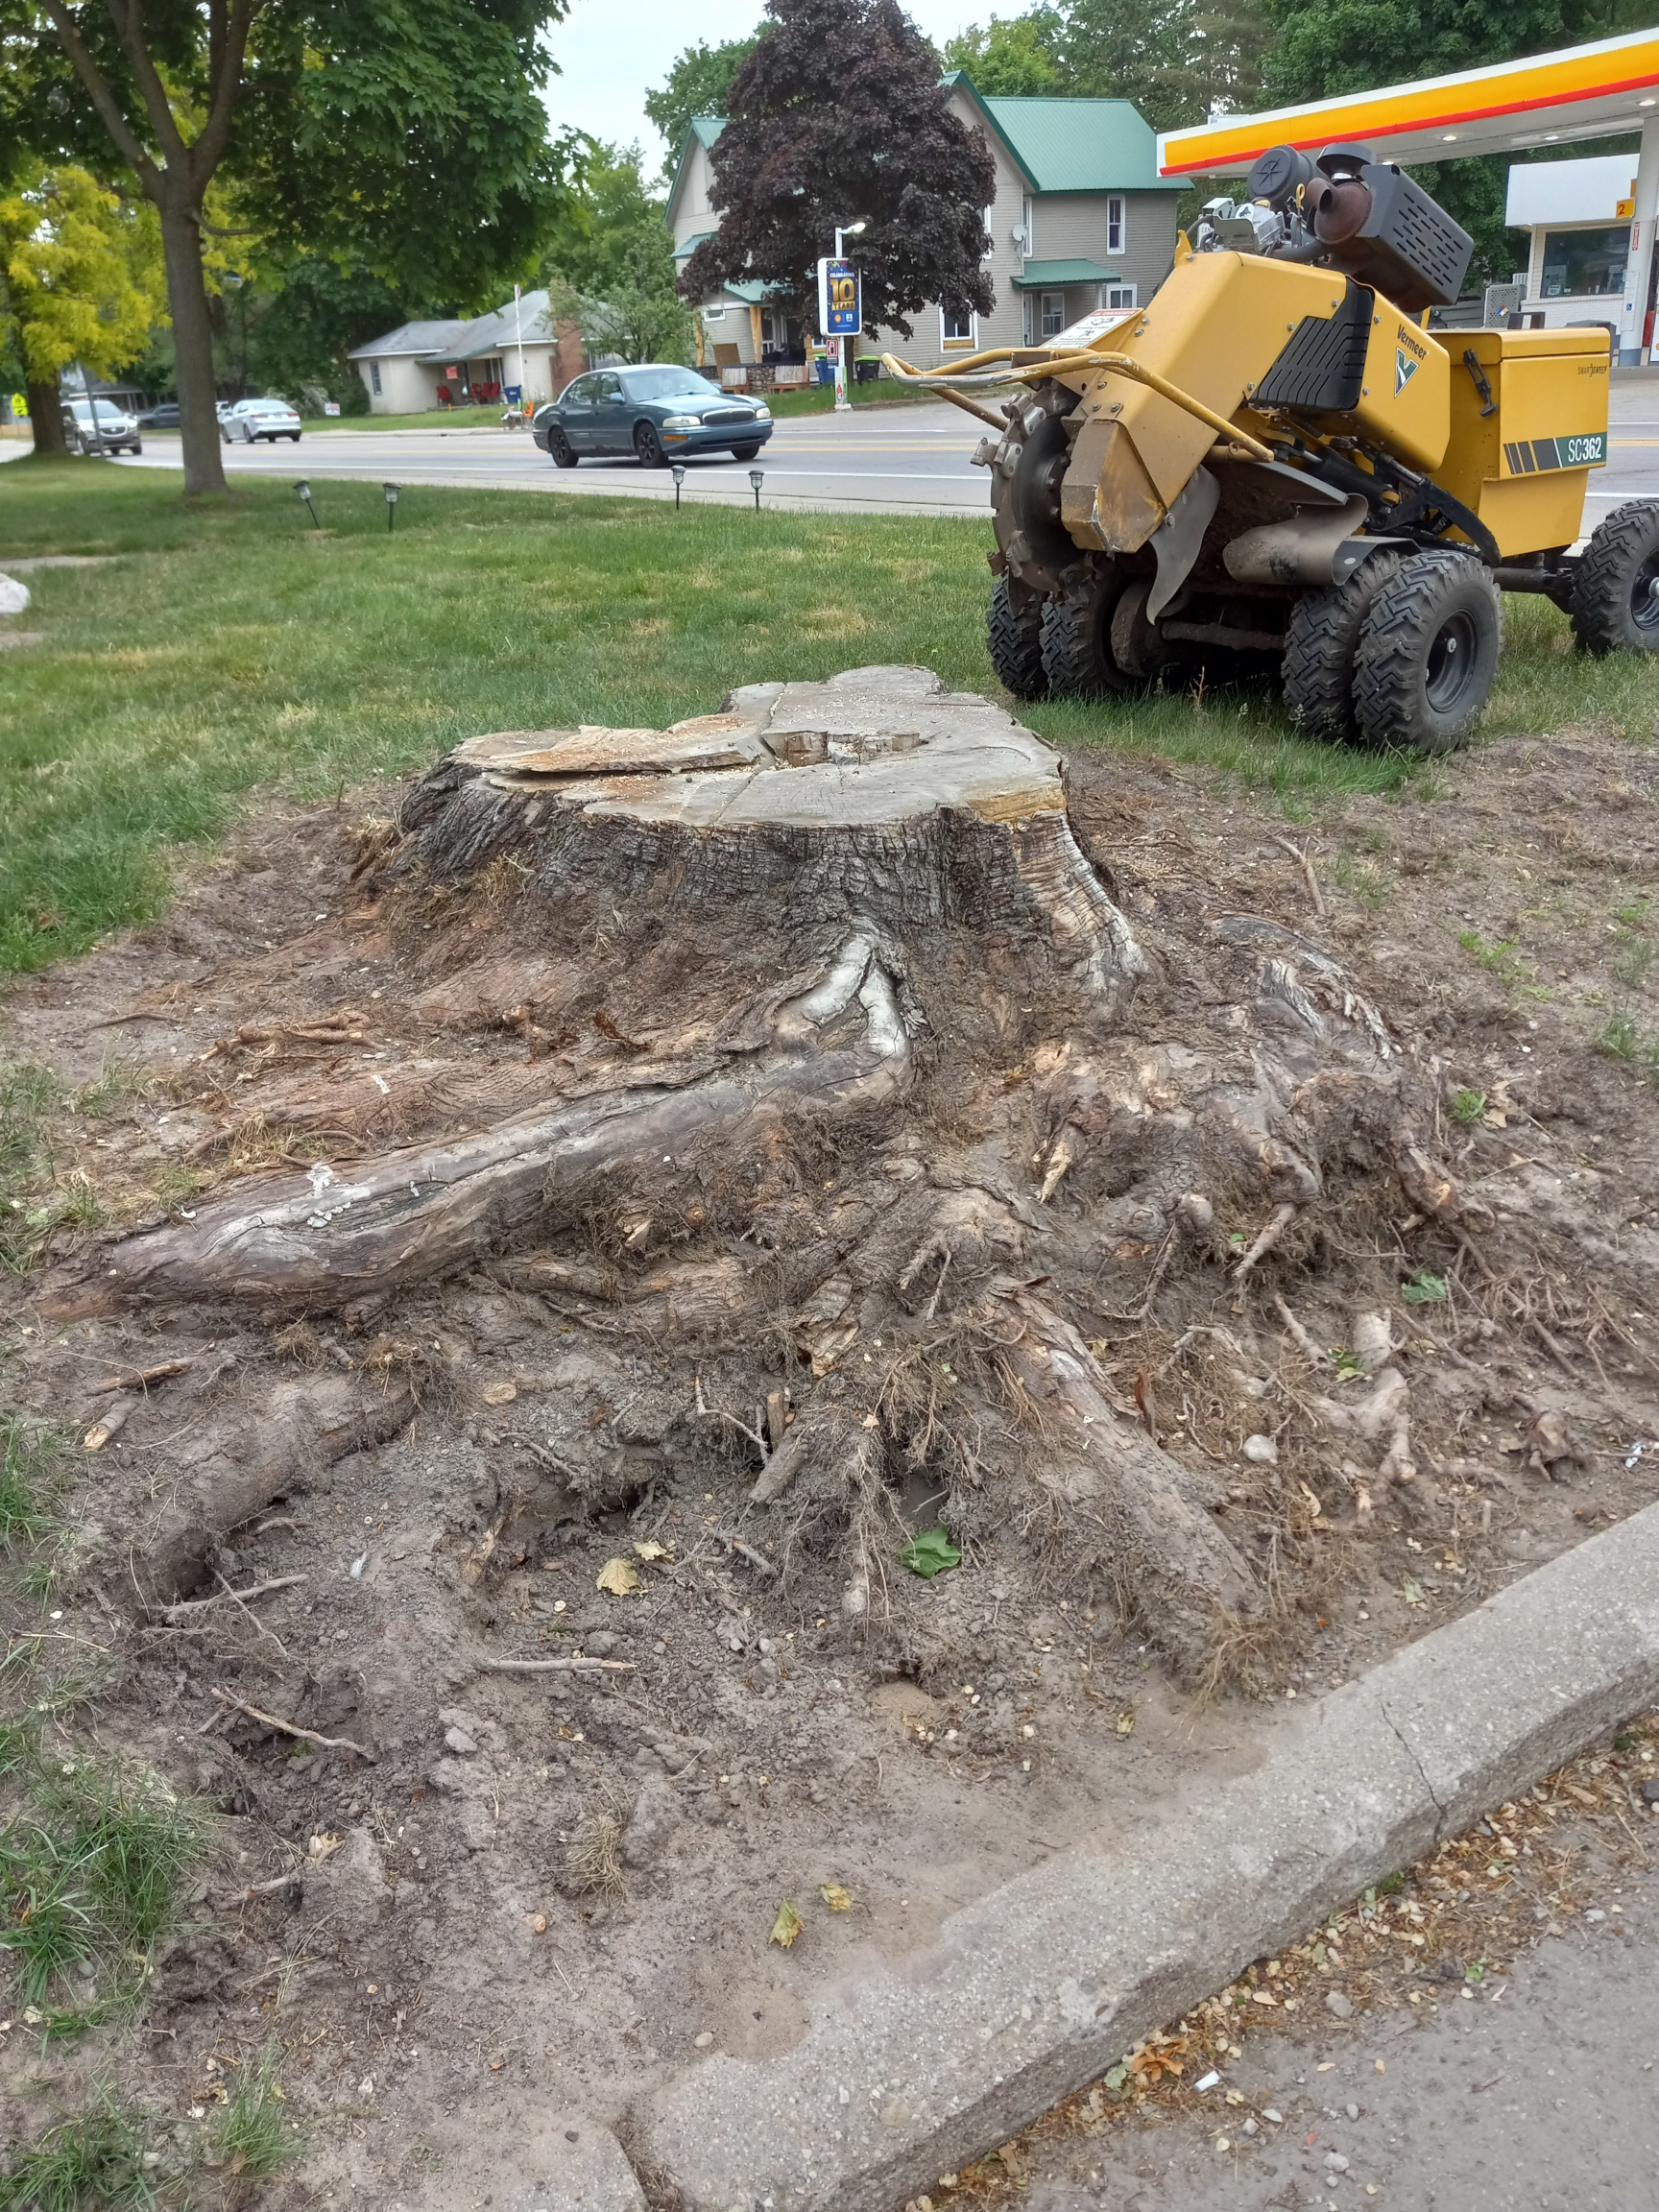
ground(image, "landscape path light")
xmin=293 ymin=479 xmax=320 ymax=529
xmin=749 ymin=467 xmax=764 ymax=513
xmin=672 ymin=461 xmax=685 ymax=509
xmin=383 ymin=482 xmax=400 ymax=534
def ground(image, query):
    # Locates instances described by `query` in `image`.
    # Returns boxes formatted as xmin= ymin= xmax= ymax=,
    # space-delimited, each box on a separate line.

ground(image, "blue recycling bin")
xmin=815 ymin=357 xmax=833 ymax=385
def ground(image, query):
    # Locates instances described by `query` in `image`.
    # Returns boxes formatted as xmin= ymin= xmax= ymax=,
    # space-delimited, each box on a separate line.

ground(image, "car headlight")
xmin=753 ymin=405 xmax=771 ymax=421
xmin=661 ymin=415 xmax=699 ymax=431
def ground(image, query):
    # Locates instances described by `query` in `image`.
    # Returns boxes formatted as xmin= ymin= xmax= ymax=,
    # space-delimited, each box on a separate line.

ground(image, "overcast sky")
xmin=543 ymin=0 xmax=984 ymax=171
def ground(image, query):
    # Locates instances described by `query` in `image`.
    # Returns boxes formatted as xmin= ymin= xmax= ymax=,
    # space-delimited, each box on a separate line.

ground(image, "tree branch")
xmin=40 ymin=0 xmax=161 ymax=193
xmin=195 ymin=0 xmax=263 ymax=180
xmin=97 ymin=0 xmax=191 ymax=178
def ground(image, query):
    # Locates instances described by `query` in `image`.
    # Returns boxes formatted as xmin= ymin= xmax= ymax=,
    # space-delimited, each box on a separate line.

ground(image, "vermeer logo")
xmin=1395 ymin=348 xmax=1418 ymax=396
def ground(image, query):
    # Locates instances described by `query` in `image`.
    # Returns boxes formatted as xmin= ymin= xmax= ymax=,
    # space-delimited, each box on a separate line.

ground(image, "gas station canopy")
xmin=1156 ymin=25 xmax=1659 ymax=176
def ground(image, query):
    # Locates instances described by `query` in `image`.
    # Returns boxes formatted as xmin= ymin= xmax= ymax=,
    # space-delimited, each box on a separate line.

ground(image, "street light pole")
xmin=830 ymin=221 xmax=866 ymax=415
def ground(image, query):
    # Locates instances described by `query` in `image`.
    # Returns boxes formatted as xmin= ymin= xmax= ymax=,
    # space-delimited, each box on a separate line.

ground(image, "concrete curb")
xmin=630 ymin=1501 xmax=1659 ymax=2210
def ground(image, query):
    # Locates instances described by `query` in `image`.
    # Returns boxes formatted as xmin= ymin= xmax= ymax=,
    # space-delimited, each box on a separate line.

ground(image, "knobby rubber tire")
xmin=1570 ymin=499 xmax=1659 ymax=656
xmin=1281 ymin=550 xmax=1405 ymax=742
xmin=1353 ymin=550 xmax=1502 ymax=755
xmin=987 ymin=577 xmax=1049 ymax=700
xmin=1040 ymin=566 xmax=1135 ymax=698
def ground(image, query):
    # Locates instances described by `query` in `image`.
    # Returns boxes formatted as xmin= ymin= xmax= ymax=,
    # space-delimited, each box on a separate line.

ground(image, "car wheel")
xmin=290 ymin=433 xmax=301 ymax=443
xmin=547 ymin=427 xmax=578 ymax=469
xmin=131 ymin=440 xmax=142 ymax=455
xmin=634 ymin=421 xmax=667 ymax=469
xmin=730 ymin=441 xmax=762 ymax=462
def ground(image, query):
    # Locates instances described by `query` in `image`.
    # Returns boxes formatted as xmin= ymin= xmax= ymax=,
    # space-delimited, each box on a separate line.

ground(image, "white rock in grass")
xmin=0 ymin=574 xmax=31 ymax=616
xmin=1242 ymin=1433 xmax=1279 ymax=1465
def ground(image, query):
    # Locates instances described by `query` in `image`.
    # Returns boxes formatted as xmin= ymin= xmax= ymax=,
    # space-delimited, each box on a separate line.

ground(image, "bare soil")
xmin=2 ymin=694 xmax=1656 ymax=2208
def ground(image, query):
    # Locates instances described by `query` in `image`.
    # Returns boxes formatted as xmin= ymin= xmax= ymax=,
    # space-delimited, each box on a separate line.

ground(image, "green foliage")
xmin=0 ymin=1414 xmax=59 ymax=1550
xmin=944 ymin=14 xmax=1062 ymax=92
xmin=207 ymin=2044 xmax=301 ymax=2182
xmin=0 ymin=162 xmax=165 ymax=397
xmin=0 ymin=1759 xmax=205 ymax=2014
xmin=900 ymin=1527 xmax=962 ymax=1577
xmin=644 ymin=36 xmax=760 ymax=165
xmin=0 ymin=2101 xmax=160 ymax=2212
xmin=1401 ymin=1271 xmax=1449 ymax=1303
xmin=541 ymin=143 xmax=692 ymax=365
xmin=1449 ymin=1085 xmax=1487 ymax=1124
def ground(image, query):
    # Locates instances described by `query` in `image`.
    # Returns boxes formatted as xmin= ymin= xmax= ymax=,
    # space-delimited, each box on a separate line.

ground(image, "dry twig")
xmin=1270 ymin=834 xmax=1327 ymax=920
xmin=212 ymin=1688 xmax=376 ymax=1761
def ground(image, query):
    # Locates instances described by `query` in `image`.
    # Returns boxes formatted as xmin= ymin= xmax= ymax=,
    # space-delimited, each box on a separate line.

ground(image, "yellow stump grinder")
xmin=886 ymin=145 xmax=1659 ymax=751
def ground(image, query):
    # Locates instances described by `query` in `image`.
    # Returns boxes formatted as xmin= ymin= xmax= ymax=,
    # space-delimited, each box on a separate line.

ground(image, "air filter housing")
xmin=1328 ymin=161 xmax=1474 ymax=312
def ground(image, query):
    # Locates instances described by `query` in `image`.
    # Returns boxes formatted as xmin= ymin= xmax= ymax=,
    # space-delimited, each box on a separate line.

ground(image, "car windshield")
xmin=625 ymin=368 xmax=721 ymax=402
xmin=69 ymin=400 xmax=127 ymax=421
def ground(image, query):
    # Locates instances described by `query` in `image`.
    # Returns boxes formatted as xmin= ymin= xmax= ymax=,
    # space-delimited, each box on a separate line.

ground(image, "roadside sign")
xmin=817 ymin=257 xmax=861 ymax=337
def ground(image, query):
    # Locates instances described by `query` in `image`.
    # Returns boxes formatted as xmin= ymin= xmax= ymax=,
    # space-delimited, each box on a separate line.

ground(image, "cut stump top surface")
xmin=454 ymin=664 xmax=1067 ymax=832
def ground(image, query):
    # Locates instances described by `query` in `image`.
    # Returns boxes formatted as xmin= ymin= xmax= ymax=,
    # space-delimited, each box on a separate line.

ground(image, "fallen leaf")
xmin=307 ymin=1832 xmax=341 ymax=1862
xmin=769 ymin=1900 xmax=804 ymax=1948
xmin=819 ymin=1882 xmax=854 ymax=1911
xmin=899 ymin=1527 xmax=961 ymax=1579
xmin=478 ymin=1379 xmax=517 ymax=1406
xmin=83 ymin=1427 xmax=109 ymax=1452
xmin=596 ymin=1557 xmax=640 ymax=1597
xmin=1402 ymin=1578 xmax=1426 ymax=1607
xmin=633 ymin=1538 xmax=668 ymax=1561
xmin=1116 ymin=1711 xmax=1136 ymax=1738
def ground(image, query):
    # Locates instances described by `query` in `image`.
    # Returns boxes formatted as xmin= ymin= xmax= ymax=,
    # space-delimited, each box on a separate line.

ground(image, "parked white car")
xmin=222 ymin=397 xmax=302 ymax=444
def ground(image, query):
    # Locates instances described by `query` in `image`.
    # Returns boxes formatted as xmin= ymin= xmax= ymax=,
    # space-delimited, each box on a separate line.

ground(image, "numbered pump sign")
xmin=817 ymin=257 xmax=861 ymax=338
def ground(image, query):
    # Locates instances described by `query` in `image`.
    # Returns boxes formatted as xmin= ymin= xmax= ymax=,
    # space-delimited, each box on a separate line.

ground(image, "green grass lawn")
xmin=0 ymin=455 xmax=1652 ymax=974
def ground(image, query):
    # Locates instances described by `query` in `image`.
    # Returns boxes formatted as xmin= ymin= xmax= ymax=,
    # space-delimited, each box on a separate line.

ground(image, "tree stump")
xmin=92 ymin=667 xmax=1471 ymax=1668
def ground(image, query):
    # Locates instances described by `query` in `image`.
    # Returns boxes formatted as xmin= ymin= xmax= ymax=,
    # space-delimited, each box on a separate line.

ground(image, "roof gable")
xmin=348 ymin=318 xmax=469 ymax=361
xmin=946 ymin=73 xmax=1184 ymax=194
xmin=668 ymin=115 xmax=727 ymax=223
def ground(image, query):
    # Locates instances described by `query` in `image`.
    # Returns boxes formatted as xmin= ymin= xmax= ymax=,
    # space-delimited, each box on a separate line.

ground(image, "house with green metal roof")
xmin=665 ymin=78 xmax=1185 ymax=372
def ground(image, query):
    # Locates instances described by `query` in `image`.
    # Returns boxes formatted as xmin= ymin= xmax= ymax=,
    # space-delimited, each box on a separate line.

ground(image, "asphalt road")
xmin=112 ymin=379 xmax=1659 ymax=523
xmin=1022 ymin=1888 xmax=1659 ymax=2212
xmin=119 ymin=402 xmax=993 ymax=517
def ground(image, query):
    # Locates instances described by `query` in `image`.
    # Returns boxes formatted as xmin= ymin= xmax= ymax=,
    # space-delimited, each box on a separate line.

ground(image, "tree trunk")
xmin=157 ymin=197 xmax=227 ymax=497
xmin=27 ymin=380 xmax=67 ymax=456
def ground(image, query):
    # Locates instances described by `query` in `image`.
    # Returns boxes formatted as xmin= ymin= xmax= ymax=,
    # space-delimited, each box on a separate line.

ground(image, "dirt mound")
xmin=2 ymin=669 xmax=1655 ymax=2200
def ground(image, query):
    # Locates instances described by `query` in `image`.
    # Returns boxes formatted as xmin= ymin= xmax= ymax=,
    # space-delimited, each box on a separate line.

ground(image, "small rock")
xmin=1644 ymin=1775 xmax=1659 ymax=1807
xmin=622 ymin=1773 xmax=680 ymax=1870
xmin=1586 ymin=1908 xmax=1606 ymax=1923
xmin=584 ymin=1631 xmax=620 ymax=1658
xmin=1241 ymin=2118 xmax=1258 ymax=2137
xmin=444 ymin=1726 xmax=478 ymax=1756
xmin=1346 ymin=2102 xmax=1358 ymax=2120
xmin=1325 ymin=1990 xmax=1354 ymax=2019
xmin=1325 ymin=2152 xmax=1350 ymax=2173
xmin=1262 ymin=2108 xmax=1284 ymax=2125
xmin=694 ymin=2031 xmax=714 ymax=2050
xmin=1243 ymin=1433 xmax=1279 ymax=1466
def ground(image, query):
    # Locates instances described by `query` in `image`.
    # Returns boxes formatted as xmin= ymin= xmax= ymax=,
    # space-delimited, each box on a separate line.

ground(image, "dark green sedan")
xmin=532 ymin=364 xmax=774 ymax=469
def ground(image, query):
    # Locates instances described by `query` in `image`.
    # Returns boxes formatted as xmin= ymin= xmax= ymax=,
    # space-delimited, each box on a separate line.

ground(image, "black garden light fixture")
xmin=293 ymin=479 xmax=320 ymax=528
xmin=671 ymin=461 xmax=685 ymax=509
xmin=749 ymin=467 xmax=763 ymax=513
xmin=383 ymin=481 xmax=400 ymax=533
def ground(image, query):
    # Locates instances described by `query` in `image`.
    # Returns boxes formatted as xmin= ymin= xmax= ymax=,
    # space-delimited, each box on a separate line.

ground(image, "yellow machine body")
xmin=1436 ymin=325 xmax=1611 ymax=557
xmin=1051 ymin=248 xmax=1607 ymax=563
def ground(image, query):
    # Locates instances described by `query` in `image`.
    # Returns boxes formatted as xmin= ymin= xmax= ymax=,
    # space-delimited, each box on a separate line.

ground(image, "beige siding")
xmin=357 ymin=355 xmax=439 ymax=415
xmin=671 ymin=141 xmax=717 ymax=249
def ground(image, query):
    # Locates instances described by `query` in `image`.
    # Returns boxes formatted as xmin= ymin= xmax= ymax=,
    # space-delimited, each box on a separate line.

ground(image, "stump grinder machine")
xmin=885 ymin=144 xmax=1659 ymax=751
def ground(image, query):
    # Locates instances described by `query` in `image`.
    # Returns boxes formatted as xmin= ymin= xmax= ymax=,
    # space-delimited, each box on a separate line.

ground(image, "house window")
xmin=1041 ymin=292 xmax=1066 ymax=339
xmin=1100 ymin=282 xmax=1137 ymax=312
xmin=941 ymin=305 xmax=976 ymax=348
xmin=370 ymin=361 xmax=382 ymax=396
xmin=1022 ymin=197 xmax=1034 ymax=258
xmin=1106 ymin=196 xmax=1126 ymax=254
